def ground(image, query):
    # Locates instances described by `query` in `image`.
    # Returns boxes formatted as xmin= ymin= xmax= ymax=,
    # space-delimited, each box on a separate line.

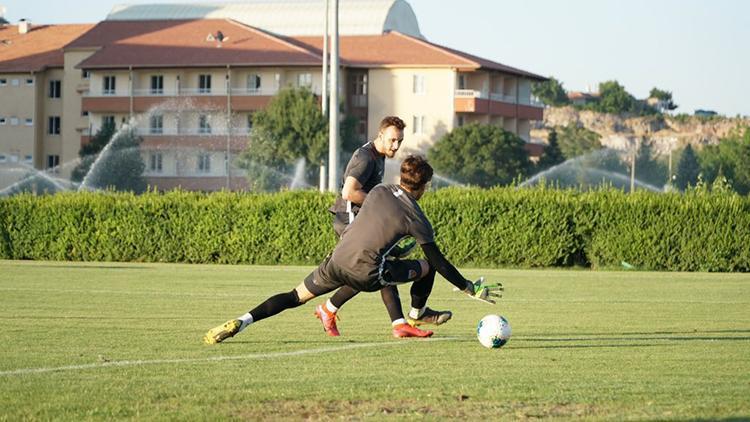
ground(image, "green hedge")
xmin=1 ymin=188 xmax=748 ymax=271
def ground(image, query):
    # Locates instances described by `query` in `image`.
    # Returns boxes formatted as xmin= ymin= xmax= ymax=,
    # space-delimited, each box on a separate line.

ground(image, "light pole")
xmin=327 ymin=0 xmax=339 ymax=193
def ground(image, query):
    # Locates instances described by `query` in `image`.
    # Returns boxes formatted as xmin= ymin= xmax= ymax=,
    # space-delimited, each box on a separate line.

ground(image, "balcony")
xmin=82 ymin=87 xmax=276 ymax=113
xmin=454 ymin=89 xmax=543 ymax=120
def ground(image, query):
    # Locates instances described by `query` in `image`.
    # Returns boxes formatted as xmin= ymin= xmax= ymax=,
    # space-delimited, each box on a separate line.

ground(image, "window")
xmin=82 ymin=111 xmax=89 ymax=117
xmin=247 ymin=114 xmax=254 ymax=130
xmin=46 ymin=155 xmax=60 ymax=171
xmin=199 ymin=74 xmax=212 ymax=93
xmin=150 ymin=75 xmax=164 ymax=95
xmin=149 ymin=114 xmax=163 ymax=134
xmin=457 ymin=115 xmax=465 ymax=127
xmin=412 ymin=115 xmax=424 ymax=135
xmin=0 ymin=117 xmax=5 ymax=125
xmin=458 ymin=74 xmax=467 ymax=90
xmin=413 ymin=74 xmax=425 ymax=94
xmin=49 ymin=80 xmax=61 ymax=98
xmin=197 ymin=154 xmax=211 ymax=173
xmin=297 ymin=73 xmax=312 ymax=88
xmin=103 ymin=76 xmax=116 ymax=95
xmin=0 ymin=155 xmax=5 ymax=163
xmin=198 ymin=115 xmax=211 ymax=134
xmin=102 ymin=115 xmax=115 ymax=128
xmin=0 ymin=78 xmax=6 ymax=86
xmin=247 ymin=74 xmax=261 ymax=92
xmin=25 ymin=78 xmax=34 ymax=86
xmin=24 ymin=155 xmax=33 ymax=164
xmin=149 ymin=152 xmax=163 ymax=173
xmin=352 ymin=73 xmax=367 ymax=108
xmin=11 ymin=79 xmax=20 ymax=87
xmin=25 ymin=118 xmax=33 ymax=126
xmin=82 ymin=70 xmax=90 ymax=79
xmin=48 ymin=116 xmax=61 ymax=134
xmin=10 ymin=117 xmax=19 ymax=126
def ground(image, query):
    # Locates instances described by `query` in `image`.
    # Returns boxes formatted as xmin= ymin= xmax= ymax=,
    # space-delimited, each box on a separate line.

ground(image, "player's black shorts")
xmin=304 ymin=257 xmax=423 ymax=295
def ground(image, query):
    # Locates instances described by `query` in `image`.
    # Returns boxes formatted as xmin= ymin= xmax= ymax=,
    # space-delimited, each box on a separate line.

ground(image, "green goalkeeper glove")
xmin=389 ymin=238 xmax=417 ymax=259
xmin=459 ymin=277 xmax=503 ymax=304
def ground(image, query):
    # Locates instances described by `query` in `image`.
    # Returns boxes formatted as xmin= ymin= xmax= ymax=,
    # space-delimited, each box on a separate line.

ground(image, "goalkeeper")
xmin=322 ymin=115 xmax=448 ymax=339
xmin=204 ymin=155 xmax=502 ymax=344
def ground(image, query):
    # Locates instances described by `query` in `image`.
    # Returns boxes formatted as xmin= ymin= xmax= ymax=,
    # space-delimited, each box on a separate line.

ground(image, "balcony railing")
xmin=138 ymin=127 xmax=252 ymax=136
xmin=489 ymin=93 xmax=517 ymax=104
xmin=455 ymin=89 xmax=483 ymax=98
xmin=230 ymin=87 xmax=279 ymax=96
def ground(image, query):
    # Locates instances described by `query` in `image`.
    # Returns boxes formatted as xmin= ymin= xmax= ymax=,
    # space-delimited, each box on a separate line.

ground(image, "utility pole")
xmin=321 ymin=0 xmax=329 ymax=117
xmin=327 ymin=0 xmax=339 ymax=192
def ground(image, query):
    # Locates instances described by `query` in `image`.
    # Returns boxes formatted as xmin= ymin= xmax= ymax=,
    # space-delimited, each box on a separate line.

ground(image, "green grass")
xmin=1 ymin=260 xmax=749 ymax=421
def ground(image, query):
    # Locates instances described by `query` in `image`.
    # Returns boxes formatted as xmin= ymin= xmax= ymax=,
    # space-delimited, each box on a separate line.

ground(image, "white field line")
xmin=0 ymin=338 xmax=457 ymax=377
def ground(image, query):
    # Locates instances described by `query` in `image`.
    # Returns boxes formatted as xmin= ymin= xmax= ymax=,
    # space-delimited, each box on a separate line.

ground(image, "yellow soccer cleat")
xmin=203 ymin=319 xmax=242 ymax=344
xmin=407 ymin=307 xmax=452 ymax=327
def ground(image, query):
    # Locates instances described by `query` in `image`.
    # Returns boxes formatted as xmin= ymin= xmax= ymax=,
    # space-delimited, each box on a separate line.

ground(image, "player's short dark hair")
xmin=400 ymin=155 xmax=433 ymax=191
xmin=379 ymin=116 xmax=406 ymax=132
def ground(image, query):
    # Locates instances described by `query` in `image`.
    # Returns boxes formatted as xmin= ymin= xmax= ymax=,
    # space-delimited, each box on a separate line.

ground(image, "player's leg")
xmin=204 ymin=260 xmax=336 ymax=344
xmin=406 ymin=261 xmax=453 ymax=327
xmin=380 ymin=260 xmax=433 ymax=338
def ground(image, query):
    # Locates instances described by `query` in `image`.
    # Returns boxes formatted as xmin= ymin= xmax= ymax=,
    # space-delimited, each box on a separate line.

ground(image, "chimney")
xmin=19 ymin=18 xmax=31 ymax=34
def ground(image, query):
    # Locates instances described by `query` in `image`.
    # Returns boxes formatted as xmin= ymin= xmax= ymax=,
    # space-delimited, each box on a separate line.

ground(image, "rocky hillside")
xmin=531 ymin=107 xmax=750 ymax=155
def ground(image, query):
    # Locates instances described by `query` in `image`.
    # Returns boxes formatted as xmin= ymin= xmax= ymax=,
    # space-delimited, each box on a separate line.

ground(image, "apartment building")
xmin=0 ymin=22 xmax=92 ymax=177
xmin=1 ymin=0 xmax=546 ymax=191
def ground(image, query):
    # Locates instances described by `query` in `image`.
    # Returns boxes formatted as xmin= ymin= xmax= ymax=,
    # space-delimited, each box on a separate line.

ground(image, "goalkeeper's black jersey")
xmin=331 ymin=184 xmax=433 ymax=282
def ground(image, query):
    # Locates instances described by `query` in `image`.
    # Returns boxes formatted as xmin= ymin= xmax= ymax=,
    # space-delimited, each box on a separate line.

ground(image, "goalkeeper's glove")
xmin=458 ymin=277 xmax=503 ymax=304
xmin=389 ymin=238 xmax=417 ymax=259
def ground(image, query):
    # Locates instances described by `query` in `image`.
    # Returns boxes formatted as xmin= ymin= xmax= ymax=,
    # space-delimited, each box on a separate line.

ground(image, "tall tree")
xmin=71 ymin=120 xmax=146 ymax=192
xmin=537 ymin=129 xmax=566 ymax=170
xmin=674 ymin=144 xmax=700 ymax=190
xmin=596 ymin=80 xmax=637 ymax=114
xmin=531 ymin=77 xmax=569 ymax=107
xmin=428 ymin=123 xmax=532 ymax=187
xmin=634 ymin=142 xmax=668 ymax=187
xmin=72 ymin=119 xmax=116 ymax=182
xmin=699 ymin=127 xmax=750 ymax=195
xmin=556 ymin=125 xmax=602 ymax=159
xmin=237 ymin=87 xmax=361 ymax=191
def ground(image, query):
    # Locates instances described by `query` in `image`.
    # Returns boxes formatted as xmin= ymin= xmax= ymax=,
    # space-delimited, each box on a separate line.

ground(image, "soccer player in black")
xmin=321 ymin=116 xmax=449 ymax=338
xmin=204 ymin=155 xmax=502 ymax=344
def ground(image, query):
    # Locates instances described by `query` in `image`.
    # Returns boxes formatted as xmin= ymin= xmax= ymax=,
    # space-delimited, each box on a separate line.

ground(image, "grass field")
xmin=1 ymin=260 xmax=749 ymax=420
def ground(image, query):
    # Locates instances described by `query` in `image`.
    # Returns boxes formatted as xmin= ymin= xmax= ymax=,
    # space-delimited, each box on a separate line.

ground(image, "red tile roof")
xmin=68 ymin=19 xmax=545 ymax=80
xmin=0 ymin=24 xmax=93 ymax=72
xmin=292 ymin=31 xmax=547 ymax=80
xmin=71 ymin=19 xmax=321 ymax=69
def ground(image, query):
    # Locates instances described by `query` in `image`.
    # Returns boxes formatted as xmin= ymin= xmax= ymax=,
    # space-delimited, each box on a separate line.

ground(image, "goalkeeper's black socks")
xmin=246 ymin=289 xmax=302 ymax=323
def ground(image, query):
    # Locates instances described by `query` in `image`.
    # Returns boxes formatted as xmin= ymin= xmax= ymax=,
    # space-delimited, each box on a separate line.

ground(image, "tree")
xmin=595 ymin=80 xmax=637 ymax=114
xmin=649 ymin=87 xmax=678 ymax=111
xmin=674 ymin=144 xmax=700 ymax=190
xmin=698 ymin=127 xmax=750 ymax=195
xmin=72 ymin=119 xmax=116 ymax=182
xmin=531 ymin=77 xmax=569 ymax=107
xmin=428 ymin=123 xmax=532 ymax=187
xmin=556 ymin=125 xmax=602 ymax=159
xmin=237 ymin=87 xmax=360 ymax=191
xmin=634 ymin=142 xmax=668 ymax=187
xmin=537 ymin=129 xmax=565 ymax=170
xmin=71 ymin=120 xmax=146 ymax=192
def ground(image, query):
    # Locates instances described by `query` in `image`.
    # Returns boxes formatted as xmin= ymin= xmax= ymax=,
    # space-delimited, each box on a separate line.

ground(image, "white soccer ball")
xmin=477 ymin=314 xmax=511 ymax=349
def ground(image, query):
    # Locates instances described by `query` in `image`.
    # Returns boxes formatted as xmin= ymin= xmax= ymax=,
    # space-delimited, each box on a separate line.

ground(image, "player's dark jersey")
xmin=330 ymin=184 xmax=434 ymax=290
xmin=328 ymin=142 xmax=384 ymax=235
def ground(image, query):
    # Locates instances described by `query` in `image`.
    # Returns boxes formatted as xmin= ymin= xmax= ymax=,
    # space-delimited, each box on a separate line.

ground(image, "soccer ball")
xmin=477 ymin=314 xmax=511 ymax=349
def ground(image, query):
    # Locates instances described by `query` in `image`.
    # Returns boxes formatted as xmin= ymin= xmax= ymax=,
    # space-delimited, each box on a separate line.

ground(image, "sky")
xmin=2 ymin=0 xmax=748 ymax=116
